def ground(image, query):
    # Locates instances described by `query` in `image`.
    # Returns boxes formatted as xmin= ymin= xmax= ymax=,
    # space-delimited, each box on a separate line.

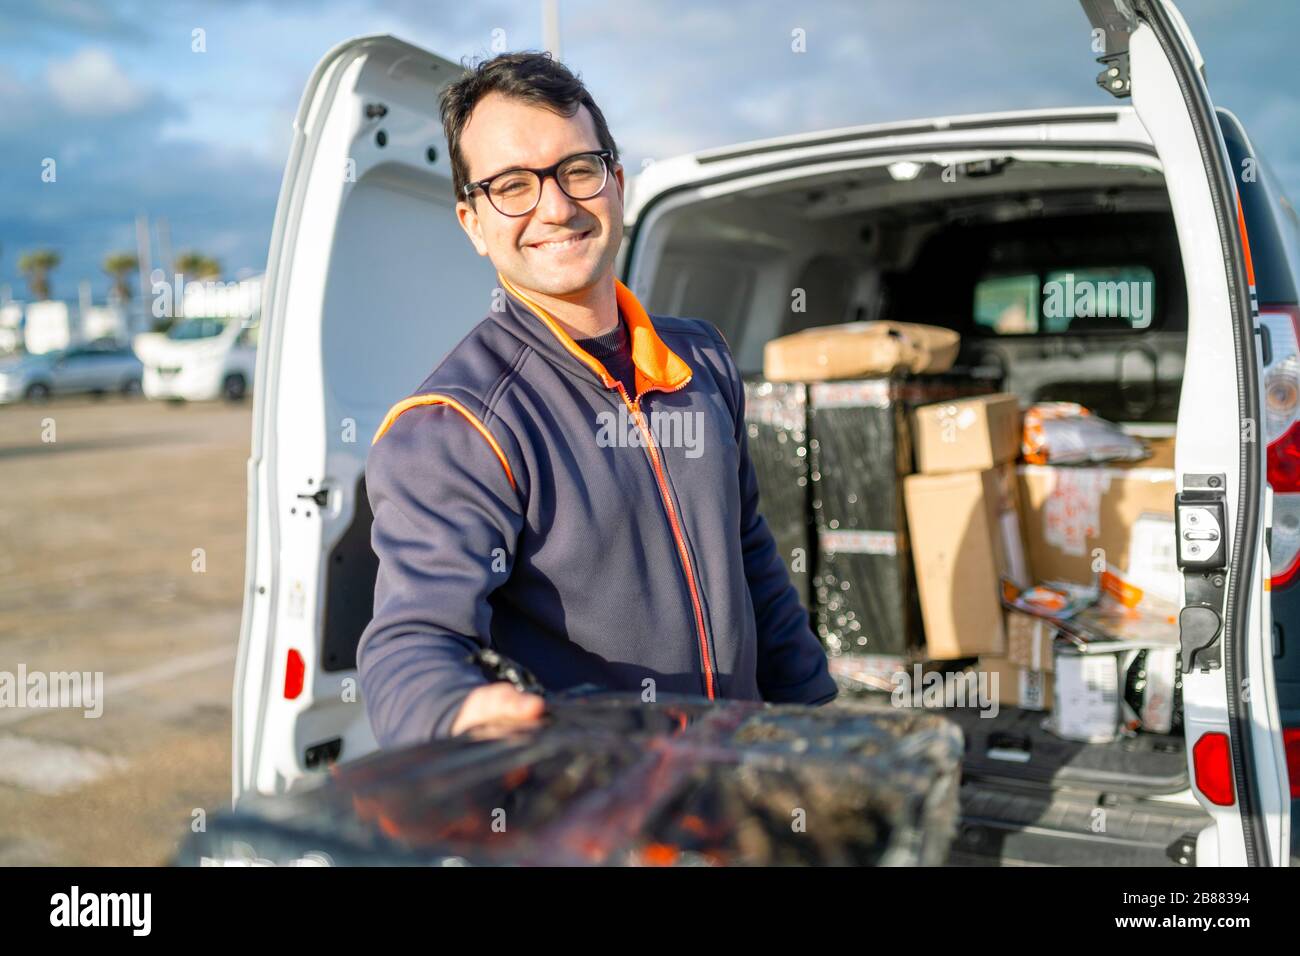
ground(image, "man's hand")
xmin=450 ymin=682 xmax=546 ymax=736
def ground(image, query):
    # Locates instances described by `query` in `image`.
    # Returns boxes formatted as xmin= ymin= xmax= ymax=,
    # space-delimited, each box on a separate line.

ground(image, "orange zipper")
xmin=494 ymin=275 xmax=713 ymax=698
xmin=615 ymin=381 xmax=715 ymax=700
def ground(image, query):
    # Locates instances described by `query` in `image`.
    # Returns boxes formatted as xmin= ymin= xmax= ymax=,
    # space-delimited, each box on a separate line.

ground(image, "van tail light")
xmin=1192 ymin=732 xmax=1236 ymax=806
xmin=1261 ymin=306 xmax=1300 ymax=587
xmin=284 ymin=648 xmax=305 ymax=700
xmin=1285 ymin=727 xmax=1300 ymax=800
xmin=1269 ymin=493 xmax=1300 ymax=588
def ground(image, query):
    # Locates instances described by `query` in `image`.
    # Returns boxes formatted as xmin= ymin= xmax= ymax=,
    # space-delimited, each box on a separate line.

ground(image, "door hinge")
xmin=1081 ymin=0 xmax=1135 ymax=97
xmin=1096 ymin=52 xmax=1131 ymax=98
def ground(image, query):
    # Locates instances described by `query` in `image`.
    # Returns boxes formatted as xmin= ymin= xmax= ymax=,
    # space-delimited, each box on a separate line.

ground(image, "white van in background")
xmin=22 ymin=300 xmax=75 ymax=355
xmin=135 ymin=315 xmax=259 ymax=402
xmin=233 ymin=1 xmax=1296 ymax=866
xmin=134 ymin=272 xmax=262 ymax=402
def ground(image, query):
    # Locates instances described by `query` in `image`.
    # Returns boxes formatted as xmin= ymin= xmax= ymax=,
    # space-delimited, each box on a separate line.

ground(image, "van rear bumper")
xmin=949 ymin=779 xmax=1211 ymax=866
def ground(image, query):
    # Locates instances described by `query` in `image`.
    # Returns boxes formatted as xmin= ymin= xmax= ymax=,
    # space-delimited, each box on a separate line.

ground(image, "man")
xmin=358 ymin=51 xmax=836 ymax=748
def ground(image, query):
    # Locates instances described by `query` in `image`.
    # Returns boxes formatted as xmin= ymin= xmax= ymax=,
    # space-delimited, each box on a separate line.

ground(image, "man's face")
xmin=455 ymin=92 xmax=625 ymax=300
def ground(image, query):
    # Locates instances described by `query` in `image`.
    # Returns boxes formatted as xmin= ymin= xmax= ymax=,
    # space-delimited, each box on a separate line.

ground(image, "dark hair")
xmin=439 ymin=51 xmax=620 ymax=202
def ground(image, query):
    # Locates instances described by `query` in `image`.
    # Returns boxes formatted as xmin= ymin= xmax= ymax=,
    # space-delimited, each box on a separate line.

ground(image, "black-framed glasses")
xmin=463 ymin=149 xmax=614 ymax=217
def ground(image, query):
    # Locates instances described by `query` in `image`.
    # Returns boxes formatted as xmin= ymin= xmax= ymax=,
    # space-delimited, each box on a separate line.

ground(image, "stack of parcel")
xmin=746 ymin=323 xmax=1182 ymax=744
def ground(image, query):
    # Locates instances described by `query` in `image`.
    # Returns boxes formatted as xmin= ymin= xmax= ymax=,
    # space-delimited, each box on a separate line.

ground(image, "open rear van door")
xmin=233 ymin=36 xmax=495 ymax=801
xmin=1080 ymin=0 xmax=1290 ymax=864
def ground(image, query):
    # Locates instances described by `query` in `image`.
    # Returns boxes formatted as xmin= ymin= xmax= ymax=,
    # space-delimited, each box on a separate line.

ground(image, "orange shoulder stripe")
xmin=371 ymin=393 xmax=517 ymax=492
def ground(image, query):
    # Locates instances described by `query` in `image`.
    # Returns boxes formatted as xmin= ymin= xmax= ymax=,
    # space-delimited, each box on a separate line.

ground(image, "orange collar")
xmin=497 ymin=272 xmax=692 ymax=397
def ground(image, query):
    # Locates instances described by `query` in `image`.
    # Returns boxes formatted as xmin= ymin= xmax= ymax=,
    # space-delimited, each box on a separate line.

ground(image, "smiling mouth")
xmin=528 ymin=229 xmax=592 ymax=250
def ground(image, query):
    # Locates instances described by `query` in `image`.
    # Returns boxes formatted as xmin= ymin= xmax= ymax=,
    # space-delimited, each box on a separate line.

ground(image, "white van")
xmin=234 ymin=1 xmax=1297 ymax=866
xmin=135 ymin=315 xmax=259 ymax=402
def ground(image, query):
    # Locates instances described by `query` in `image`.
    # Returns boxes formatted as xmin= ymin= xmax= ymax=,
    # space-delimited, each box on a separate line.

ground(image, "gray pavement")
xmin=0 ymin=396 xmax=249 ymax=865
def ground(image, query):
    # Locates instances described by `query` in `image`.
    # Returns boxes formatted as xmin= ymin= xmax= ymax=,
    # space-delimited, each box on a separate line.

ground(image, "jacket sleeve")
xmin=357 ymin=402 xmax=525 ymax=748
xmin=708 ymin=326 xmax=838 ymax=706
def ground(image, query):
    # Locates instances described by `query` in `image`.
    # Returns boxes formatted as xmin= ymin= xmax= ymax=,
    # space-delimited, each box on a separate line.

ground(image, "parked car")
xmin=232 ymin=1 xmax=1296 ymax=866
xmin=0 ymin=339 xmax=143 ymax=403
xmin=135 ymin=315 xmax=258 ymax=402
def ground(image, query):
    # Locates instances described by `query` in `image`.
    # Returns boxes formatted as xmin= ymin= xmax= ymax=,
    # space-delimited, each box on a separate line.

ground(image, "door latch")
xmin=1176 ymin=477 xmax=1228 ymax=672
xmin=1176 ymin=487 xmax=1227 ymax=570
xmin=296 ymin=484 xmax=330 ymax=508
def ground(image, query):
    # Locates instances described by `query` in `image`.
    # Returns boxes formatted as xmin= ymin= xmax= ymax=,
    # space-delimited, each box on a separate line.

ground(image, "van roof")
xmin=692 ymin=106 xmax=1143 ymax=165
xmin=626 ymin=106 xmax=1156 ymax=223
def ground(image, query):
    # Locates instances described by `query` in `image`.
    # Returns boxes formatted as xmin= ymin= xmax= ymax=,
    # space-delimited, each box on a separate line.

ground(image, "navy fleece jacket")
xmin=357 ymin=274 xmax=837 ymax=748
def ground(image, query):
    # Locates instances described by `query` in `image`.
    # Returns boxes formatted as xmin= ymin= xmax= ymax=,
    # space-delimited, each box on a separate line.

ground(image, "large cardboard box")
xmin=979 ymin=656 xmax=1053 ymax=711
xmin=904 ymin=464 xmax=1030 ymax=659
xmin=1016 ymin=437 xmax=1177 ymax=594
xmin=912 ymin=393 xmax=1022 ymax=475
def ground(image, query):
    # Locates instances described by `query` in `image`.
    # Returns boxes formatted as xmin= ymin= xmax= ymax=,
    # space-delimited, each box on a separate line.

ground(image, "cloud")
xmin=0 ymin=0 xmax=147 ymax=47
xmin=1 ymin=0 xmax=1297 ymax=305
xmin=0 ymin=42 xmax=278 ymax=302
xmin=46 ymin=47 xmax=146 ymax=116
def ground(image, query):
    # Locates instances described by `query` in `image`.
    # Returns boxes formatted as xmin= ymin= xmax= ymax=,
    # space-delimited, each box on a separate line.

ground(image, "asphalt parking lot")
xmin=0 ymin=396 xmax=250 ymax=865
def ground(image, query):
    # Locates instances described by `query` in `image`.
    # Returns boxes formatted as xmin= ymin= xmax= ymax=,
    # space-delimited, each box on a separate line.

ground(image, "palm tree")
xmin=18 ymin=249 xmax=61 ymax=301
xmin=174 ymin=251 xmax=221 ymax=280
xmin=103 ymin=252 xmax=139 ymax=301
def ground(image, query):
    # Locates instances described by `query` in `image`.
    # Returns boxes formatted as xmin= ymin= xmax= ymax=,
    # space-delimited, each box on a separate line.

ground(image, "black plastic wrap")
xmin=809 ymin=375 xmax=994 ymax=659
xmin=176 ymin=694 xmax=963 ymax=867
xmin=815 ymin=534 xmax=920 ymax=658
xmin=743 ymin=380 xmax=812 ymax=609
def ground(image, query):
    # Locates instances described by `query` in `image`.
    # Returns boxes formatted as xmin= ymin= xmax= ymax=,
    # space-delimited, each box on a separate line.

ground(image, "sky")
xmin=0 ymin=0 xmax=1295 ymax=301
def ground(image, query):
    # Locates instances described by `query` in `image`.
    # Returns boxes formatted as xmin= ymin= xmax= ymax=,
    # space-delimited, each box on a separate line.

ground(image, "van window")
xmin=974 ymin=266 xmax=1156 ymax=334
xmin=974 ymin=273 xmax=1039 ymax=334
xmin=168 ymin=317 xmax=227 ymax=340
xmin=1042 ymin=266 xmax=1156 ymax=332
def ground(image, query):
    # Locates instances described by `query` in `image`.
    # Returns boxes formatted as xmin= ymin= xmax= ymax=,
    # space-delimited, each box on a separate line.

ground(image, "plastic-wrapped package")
xmin=1022 ymin=402 xmax=1149 ymax=465
xmin=809 ymin=375 xmax=993 ymax=658
xmin=174 ymin=694 xmax=963 ymax=867
xmin=810 ymin=380 xmax=915 ymax=658
xmin=743 ymin=380 xmax=813 ymax=609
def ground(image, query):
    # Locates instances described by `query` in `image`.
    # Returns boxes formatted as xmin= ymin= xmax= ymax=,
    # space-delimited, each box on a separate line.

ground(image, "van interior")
xmin=639 ymin=157 xmax=1185 ymax=426
xmin=318 ymin=152 xmax=1207 ymax=865
xmin=630 ymin=154 xmax=1204 ymax=865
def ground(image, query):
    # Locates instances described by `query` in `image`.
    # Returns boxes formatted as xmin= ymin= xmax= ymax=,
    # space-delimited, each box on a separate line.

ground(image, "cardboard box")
xmin=763 ymin=321 xmax=960 ymax=381
xmin=1050 ymin=648 xmax=1121 ymax=742
xmin=1016 ymin=437 xmax=1177 ymax=592
xmin=1006 ymin=609 xmax=1058 ymax=673
xmin=904 ymin=464 xmax=1030 ymax=659
xmin=912 ymin=393 xmax=1022 ymax=475
xmin=979 ymin=656 xmax=1053 ymax=711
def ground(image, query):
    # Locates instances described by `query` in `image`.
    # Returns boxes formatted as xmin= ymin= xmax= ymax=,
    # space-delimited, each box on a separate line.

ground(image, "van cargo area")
xmin=632 ymin=155 xmax=1185 ymax=424
xmin=631 ymin=155 xmax=1209 ymax=865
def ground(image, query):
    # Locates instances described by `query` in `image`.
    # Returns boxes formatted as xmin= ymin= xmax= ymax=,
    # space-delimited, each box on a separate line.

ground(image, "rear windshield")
xmin=974 ymin=266 xmax=1156 ymax=335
